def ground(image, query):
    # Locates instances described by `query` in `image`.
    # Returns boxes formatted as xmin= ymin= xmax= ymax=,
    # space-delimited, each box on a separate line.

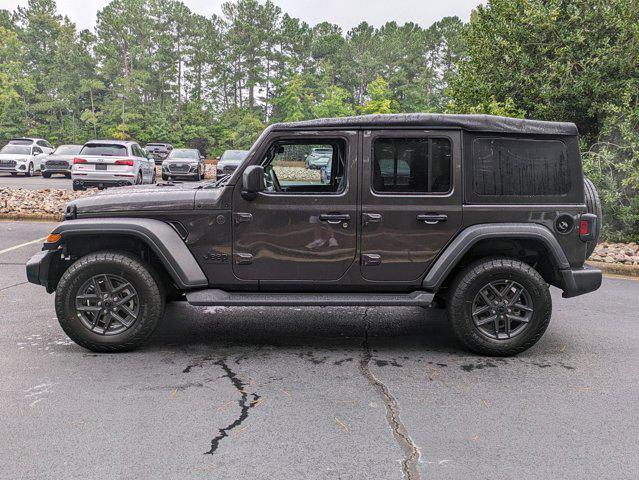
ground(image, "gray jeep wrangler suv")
xmin=26 ymin=114 xmax=603 ymax=356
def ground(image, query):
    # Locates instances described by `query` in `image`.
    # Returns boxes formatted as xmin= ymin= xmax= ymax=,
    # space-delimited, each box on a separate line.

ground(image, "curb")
xmin=0 ymin=213 xmax=62 ymax=222
xmin=587 ymin=260 xmax=639 ymax=278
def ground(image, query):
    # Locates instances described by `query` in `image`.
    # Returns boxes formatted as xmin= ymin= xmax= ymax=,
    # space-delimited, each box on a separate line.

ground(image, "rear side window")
xmin=372 ymin=138 xmax=451 ymax=194
xmin=472 ymin=138 xmax=570 ymax=196
xmin=80 ymin=144 xmax=127 ymax=156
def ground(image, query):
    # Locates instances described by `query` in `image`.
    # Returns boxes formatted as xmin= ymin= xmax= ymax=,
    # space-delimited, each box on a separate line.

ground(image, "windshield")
xmin=54 ymin=145 xmax=82 ymax=155
xmin=168 ymin=149 xmax=199 ymax=160
xmin=220 ymin=150 xmax=248 ymax=161
xmin=1 ymin=145 xmax=31 ymax=155
xmin=80 ymin=143 xmax=127 ymax=156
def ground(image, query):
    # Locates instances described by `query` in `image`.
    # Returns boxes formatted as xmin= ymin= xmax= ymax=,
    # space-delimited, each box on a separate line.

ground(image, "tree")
xmin=361 ymin=76 xmax=396 ymax=114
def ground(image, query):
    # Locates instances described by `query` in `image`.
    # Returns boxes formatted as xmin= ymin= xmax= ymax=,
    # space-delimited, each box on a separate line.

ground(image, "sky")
xmin=3 ymin=0 xmax=484 ymax=31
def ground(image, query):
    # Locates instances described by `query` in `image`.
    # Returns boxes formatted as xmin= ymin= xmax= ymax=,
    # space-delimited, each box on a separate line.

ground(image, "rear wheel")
xmin=135 ymin=171 xmax=143 ymax=185
xmin=583 ymin=177 xmax=602 ymax=258
xmin=55 ymin=251 xmax=164 ymax=352
xmin=10 ymin=172 xmax=17 ymax=176
xmin=447 ymin=257 xmax=551 ymax=356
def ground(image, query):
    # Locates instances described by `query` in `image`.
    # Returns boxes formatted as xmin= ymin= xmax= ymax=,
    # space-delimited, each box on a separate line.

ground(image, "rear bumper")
xmin=559 ymin=265 xmax=602 ymax=298
xmin=26 ymin=250 xmax=56 ymax=289
xmin=73 ymin=178 xmax=134 ymax=189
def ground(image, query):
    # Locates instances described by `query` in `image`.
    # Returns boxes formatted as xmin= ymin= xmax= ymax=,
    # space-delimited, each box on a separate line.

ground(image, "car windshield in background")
xmin=8 ymin=139 xmax=32 ymax=146
xmin=220 ymin=150 xmax=248 ymax=161
xmin=80 ymin=144 xmax=127 ymax=156
xmin=1 ymin=145 xmax=31 ymax=155
xmin=54 ymin=145 xmax=82 ymax=155
xmin=168 ymin=149 xmax=199 ymax=160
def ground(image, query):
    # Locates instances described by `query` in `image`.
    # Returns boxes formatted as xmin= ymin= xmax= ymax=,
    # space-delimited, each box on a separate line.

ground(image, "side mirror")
xmin=242 ymin=165 xmax=265 ymax=201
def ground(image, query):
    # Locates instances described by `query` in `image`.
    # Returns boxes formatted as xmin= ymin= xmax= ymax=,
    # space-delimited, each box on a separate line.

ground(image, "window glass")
xmin=53 ymin=145 xmax=82 ymax=155
xmin=80 ymin=143 xmax=127 ymax=156
xmin=261 ymin=141 xmax=345 ymax=194
xmin=33 ymin=147 xmax=43 ymax=154
xmin=372 ymin=138 xmax=451 ymax=193
xmin=472 ymin=138 xmax=570 ymax=196
xmin=1 ymin=145 xmax=30 ymax=154
xmin=8 ymin=139 xmax=32 ymax=146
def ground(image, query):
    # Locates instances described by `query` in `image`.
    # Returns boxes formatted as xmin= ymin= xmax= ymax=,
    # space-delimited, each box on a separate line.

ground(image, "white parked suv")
xmin=0 ymin=143 xmax=48 ymax=176
xmin=7 ymin=137 xmax=55 ymax=154
xmin=72 ymin=140 xmax=156 ymax=191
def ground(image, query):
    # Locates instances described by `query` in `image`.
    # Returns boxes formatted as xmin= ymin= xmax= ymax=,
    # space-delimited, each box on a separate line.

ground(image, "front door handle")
xmin=417 ymin=213 xmax=448 ymax=225
xmin=319 ymin=213 xmax=351 ymax=224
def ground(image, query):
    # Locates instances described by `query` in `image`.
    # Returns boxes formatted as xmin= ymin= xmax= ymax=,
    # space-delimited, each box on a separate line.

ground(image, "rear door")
xmin=360 ymin=129 xmax=462 ymax=282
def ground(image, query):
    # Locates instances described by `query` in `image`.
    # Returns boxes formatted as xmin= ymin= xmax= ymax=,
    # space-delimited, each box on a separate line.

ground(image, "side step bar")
xmin=186 ymin=289 xmax=434 ymax=307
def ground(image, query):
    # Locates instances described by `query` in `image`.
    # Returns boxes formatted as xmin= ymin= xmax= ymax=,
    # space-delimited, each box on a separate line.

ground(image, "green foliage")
xmin=360 ymin=76 xmax=396 ymax=114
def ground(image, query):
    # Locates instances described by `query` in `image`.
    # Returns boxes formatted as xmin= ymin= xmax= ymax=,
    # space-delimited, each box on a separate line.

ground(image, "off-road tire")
xmin=447 ymin=257 xmax=552 ymax=356
xmin=42 ymin=172 xmax=51 ymax=178
xmin=583 ymin=177 xmax=602 ymax=258
xmin=55 ymin=251 xmax=164 ymax=353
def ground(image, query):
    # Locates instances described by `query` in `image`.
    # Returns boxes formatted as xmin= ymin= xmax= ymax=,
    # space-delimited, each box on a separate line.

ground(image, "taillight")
xmin=579 ymin=220 xmax=589 ymax=235
xmin=579 ymin=213 xmax=597 ymax=242
xmin=73 ymin=157 xmax=87 ymax=164
xmin=115 ymin=159 xmax=134 ymax=166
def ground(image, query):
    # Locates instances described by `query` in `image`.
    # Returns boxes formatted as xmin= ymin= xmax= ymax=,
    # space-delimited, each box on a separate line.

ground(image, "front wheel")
xmin=25 ymin=163 xmax=34 ymax=177
xmin=42 ymin=172 xmax=51 ymax=178
xmin=446 ymin=257 xmax=551 ymax=356
xmin=55 ymin=251 xmax=164 ymax=352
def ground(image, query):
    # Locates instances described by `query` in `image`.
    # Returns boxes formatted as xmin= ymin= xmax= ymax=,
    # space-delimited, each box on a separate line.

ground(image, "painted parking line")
xmin=0 ymin=237 xmax=46 ymax=256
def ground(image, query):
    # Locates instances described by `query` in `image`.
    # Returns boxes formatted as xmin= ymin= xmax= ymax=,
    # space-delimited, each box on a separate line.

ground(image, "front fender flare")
xmin=52 ymin=218 xmax=208 ymax=289
xmin=422 ymin=223 xmax=570 ymax=291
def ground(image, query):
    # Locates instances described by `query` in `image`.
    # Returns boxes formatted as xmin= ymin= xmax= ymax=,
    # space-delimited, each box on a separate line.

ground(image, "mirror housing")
xmin=242 ymin=165 xmax=265 ymax=201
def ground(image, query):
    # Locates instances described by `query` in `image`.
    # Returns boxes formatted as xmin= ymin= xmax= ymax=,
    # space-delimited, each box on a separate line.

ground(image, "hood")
xmin=0 ymin=154 xmax=30 ymax=160
xmin=69 ymin=182 xmax=206 ymax=215
xmin=217 ymin=159 xmax=243 ymax=167
xmin=46 ymin=154 xmax=75 ymax=162
xmin=163 ymin=157 xmax=198 ymax=164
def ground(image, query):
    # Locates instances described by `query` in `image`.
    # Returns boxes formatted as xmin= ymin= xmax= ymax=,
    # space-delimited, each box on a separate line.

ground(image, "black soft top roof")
xmin=271 ymin=114 xmax=578 ymax=136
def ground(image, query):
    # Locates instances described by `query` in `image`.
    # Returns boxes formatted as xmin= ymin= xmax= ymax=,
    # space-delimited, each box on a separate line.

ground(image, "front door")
xmin=360 ymin=129 xmax=462 ymax=282
xmin=232 ymin=131 xmax=358 ymax=282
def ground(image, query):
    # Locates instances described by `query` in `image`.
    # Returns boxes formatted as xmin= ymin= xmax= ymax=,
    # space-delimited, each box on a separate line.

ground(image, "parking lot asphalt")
xmin=0 ymin=172 xmax=72 ymax=190
xmin=0 ymin=220 xmax=637 ymax=480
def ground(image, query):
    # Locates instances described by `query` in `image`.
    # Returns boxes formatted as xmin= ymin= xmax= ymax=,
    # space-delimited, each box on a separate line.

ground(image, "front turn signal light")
xmin=46 ymin=233 xmax=62 ymax=243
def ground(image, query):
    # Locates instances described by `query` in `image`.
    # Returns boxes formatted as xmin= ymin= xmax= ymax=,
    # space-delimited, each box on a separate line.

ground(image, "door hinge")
xmin=361 ymin=253 xmax=382 ymax=266
xmin=234 ymin=212 xmax=253 ymax=224
xmin=233 ymin=253 xmax=253 ymax=265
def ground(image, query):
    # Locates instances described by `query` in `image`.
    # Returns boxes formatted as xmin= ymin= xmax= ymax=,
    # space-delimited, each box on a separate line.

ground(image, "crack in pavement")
xmin=184 ymin=357 xmax=260 ymax=455
xmin=358 ymin=308 xmax=422 ymax=480
xmin=0 ymin=281 xmax=27 ymax=293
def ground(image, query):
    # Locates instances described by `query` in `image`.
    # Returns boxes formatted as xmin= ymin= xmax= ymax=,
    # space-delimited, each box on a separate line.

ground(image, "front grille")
xmin=45 ymin=160 xmax=69 ymax=168
xmin=168 ymin=163 xmax=190 ymax=173
xmin=223 ymin=165 xmax=236 ymax=173
xmin=0 ymin=160 xmax=17 ymax=168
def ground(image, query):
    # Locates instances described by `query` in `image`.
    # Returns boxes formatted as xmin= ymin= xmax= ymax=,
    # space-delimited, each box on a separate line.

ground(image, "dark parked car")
xmin=27 ymin=114 xmax=602 ymax=356
xmin=145 ymin=143 xmax=173 ymax=164
xmin=216 ymin=150 xmax=248 ymax=178
xmin=161 ymin=148 xmax=204 ymax=181
xmin=42 ymin=145 xmax=83 ymax=178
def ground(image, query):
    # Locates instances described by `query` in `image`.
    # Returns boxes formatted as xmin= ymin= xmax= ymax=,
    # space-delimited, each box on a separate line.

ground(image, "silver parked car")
xmin=71 ymin=140 xmax=156 ymax=191
xmin=304 ymin=146 xmax=333 ymax=169
xmin=216 ymin=150 xmax=248 ymax=178
xmin=41 ymin=144 xmax=83 ymax=178
xmin=161 ymin=148 xmax=205 ymax=181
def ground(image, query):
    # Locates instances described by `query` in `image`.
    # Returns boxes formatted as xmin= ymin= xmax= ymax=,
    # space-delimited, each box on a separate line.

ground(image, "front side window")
xmin=372 ymin=137 xmax=451 ymax=194
xmin=261 ymin=140 xmax=346 ymax=194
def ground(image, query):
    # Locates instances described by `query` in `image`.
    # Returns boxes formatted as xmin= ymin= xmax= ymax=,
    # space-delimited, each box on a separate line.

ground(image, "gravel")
xmin=591 ymin=242 xmax=639 ymax=265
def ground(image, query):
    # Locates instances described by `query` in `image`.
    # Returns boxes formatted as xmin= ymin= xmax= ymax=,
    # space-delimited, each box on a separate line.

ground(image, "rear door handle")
xmin=417 ymin=213 xmax=448 ymax=225
xmin=319 ymin=213 xmax=351 ymax=224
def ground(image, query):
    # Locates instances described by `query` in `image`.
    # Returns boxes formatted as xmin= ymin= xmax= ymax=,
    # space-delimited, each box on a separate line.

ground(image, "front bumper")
xmin=559 ymin=265 xmax=602 ymax=298
xmin=0 ymin=163 xmax=27 ymax=173
xmin=26 ymin=250 xmax=56 ymax=290
xmin=42 ymin=165 xmax=70 ymax=174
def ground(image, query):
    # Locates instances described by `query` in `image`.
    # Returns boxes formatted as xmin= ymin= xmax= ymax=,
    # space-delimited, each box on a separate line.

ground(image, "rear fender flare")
xmin=52 ymin=218 xmax=208 ymax=289
xmin=422 ymin=223 xmax=570 ymax=291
